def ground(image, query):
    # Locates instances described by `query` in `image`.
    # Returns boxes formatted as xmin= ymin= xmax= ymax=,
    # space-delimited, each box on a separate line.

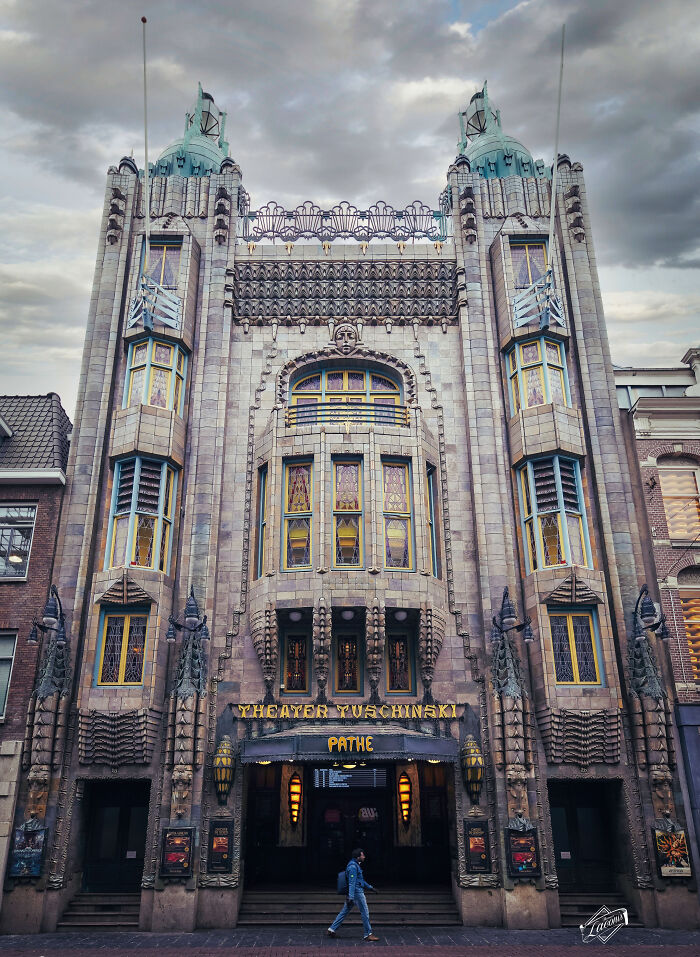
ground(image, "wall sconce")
xmin=341 ymin=609 xmax=355 ymax=621
xmin=461 ymin=735 xmax=484 ymax=815
xmin=288 ymin=772 xmax=302 ymax=826
xmin=398 ymin=772 xmax=412 ymax=828
xmin=212 ymin=735 xmax=235 ymax=805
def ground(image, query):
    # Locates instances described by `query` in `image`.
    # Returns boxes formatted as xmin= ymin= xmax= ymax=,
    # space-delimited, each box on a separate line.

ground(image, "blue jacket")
xmin=346 ymin=858 xmax=373 ymax=900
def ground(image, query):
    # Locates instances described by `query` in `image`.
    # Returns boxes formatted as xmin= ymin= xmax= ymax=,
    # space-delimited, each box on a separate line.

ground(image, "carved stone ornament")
xmin=171 ymin=759 xmax=194 ymax=819
xmin=505 ymin=762 xmax=529 ymax=822
xmin=313 ymin=598 xmax=331 ymax=703
xmin=251 ymin=604 xmax=278 ymax=704
xmin=490 ymin=622 xmax=533 ymax=771
xmin=26 ymin=763 xmax=51 ymax=820
xmin=418 ymin=605 xmax=446 ymax=703
xmin=628 ymin=627 xmax=675 ymax=770
xmin=365 ymin=599 xmax=385 ymax=705
xmin=334 ymin=322 xmax=360 ymax=354
xmin=650 ymin=763 xmax=676 ymax=823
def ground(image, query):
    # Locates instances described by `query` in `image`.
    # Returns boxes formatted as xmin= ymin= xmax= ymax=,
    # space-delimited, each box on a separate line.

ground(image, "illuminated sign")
xmin=231 ymin=702 xmax=458 ymax=721
xmin=327 ymin=735 xmax=373 ymax=753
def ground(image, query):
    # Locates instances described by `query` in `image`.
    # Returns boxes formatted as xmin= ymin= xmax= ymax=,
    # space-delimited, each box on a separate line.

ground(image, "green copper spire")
xmin=457 ymin=82 xmax=548 ymax=180
xmin=155 ymin=84 xmax=232 ymax=178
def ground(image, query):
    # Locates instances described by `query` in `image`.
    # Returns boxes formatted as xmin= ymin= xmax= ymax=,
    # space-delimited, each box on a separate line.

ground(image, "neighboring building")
xmin=0 ymin=394 xmax=71 ymax=918
xmin=2 ymin=84 xmax=699 ymax=933
xmin=616 ymin=350 xmax=700 ymax=850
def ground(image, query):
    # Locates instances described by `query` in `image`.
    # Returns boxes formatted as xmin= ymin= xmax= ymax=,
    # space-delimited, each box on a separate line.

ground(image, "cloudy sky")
xmin=1 ymin=0 xmax=698 ymax=417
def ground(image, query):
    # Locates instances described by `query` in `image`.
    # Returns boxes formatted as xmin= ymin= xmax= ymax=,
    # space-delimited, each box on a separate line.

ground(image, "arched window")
xmin=287 ymin=367 xmax=408 ymax=427
xmin=658 ymin=456 xmax=700 ymax=540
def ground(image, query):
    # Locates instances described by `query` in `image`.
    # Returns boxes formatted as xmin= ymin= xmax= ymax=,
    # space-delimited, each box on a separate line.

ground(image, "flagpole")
xmin=141 ymin=16 xmax=150 ymax=274
xmin=547 ymin=24 xmax=565 ymax=276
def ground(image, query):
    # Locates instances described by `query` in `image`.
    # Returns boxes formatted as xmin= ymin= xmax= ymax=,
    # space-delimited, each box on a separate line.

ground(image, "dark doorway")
xmin=83 ymin=780 xmax=150 ymax=892
xmin=548 ymin=780 xmax=618 ymax=892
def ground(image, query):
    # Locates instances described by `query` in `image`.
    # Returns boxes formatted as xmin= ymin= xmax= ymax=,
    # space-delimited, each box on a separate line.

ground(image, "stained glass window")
xmin=0 ymin=505 xmax=36 ymax=578
xmin=518 ymin=457 xmax=590 ymax=574
xmin=146 ymin=242 xmax=181 ymax=289
xmin=387 ymin=633 xmax=412 ymax=692
xmin=99 ymin=614 xmax=147 ymax=685
xmin=333 ymin=462 xmax=362 ymax=566
xmin=506 ymin=337 xmax=568 ymax=414
xmin=680 ymin=591 xmax=700 ymax=681
xmin=659 ymin=464 xmax=700 ymax=539
xmin=284 ymin=633 xmax=309 ymax=693
xmin=255 ymin=465 xmax=268 ymax=579
xmin=549 ymin=613 xmax=599 ymax=684
xmin=336 ymin=633 xmax=360 ymax=693
xmin=107 ymin=458 xmax=178 ymax=574
xmin=289 ymin=368 xmax=403 ymax=427
xmin=383 ymin=462 xmax=413 ymax=569
xmin=426 ymin=465 xmax=441 ymax=578
xmin=511 ymin=242 xmax=547 ymax=290
xmin=283 ymin=462 xmax=313 ymax=569
xmin=125 ymin=338 xmax=187 ymax=415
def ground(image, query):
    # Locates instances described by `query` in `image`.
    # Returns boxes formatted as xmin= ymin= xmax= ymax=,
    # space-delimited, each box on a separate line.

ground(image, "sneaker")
xmin=364 ymin=934 xmax=379 ymax=941
xmin=327 ymin=928 xmax=337 ymax=937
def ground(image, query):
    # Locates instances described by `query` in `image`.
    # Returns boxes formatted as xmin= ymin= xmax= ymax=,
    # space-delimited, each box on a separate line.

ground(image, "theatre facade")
xmin=3 ymin=85 xmax=699 ymax=932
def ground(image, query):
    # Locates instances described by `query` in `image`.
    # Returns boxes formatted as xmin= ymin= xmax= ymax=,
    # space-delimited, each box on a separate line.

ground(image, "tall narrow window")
xmin=548 ymin=612 xmax=600 ymax=684
xmin=107 ymin=458 xmax=178 ymax=573
xmin=255 ymin=465 xmax=268 ymax=579
xmin=283 ymin=461 xmax=313 ymax=569
xmin=283 ymin=633 xmax=309 ymax=693
xmin=658 ymin=460 xmax=700 ymax=539
xmin=336 ymin=632 xmax=361 ymax=693
xmin=98 ymin=613 xmax=148 ymax=685
xmin=0 ymin=632 xmax=17 ymax=718
xmin=680 ymin=588 xmax=700 ymax=682
xmin=385 ymin=611 xmax=416 ymax=694
xmin=518 ymin=456 xmax=590 ymax=573
xmin=382 ymin=461 xmax=413 ymax=570
xmin=145 ymin=241 xmax=181 ymax=289
xmin=333 ymin=461 xmax=363 ymax=567
xmin=426 ymin=465 xmax=441 ymax=578
xmin=125 ymin=339 xmax=187 ymax=415
xmin=511 ymin=241 xmax=547 ymax=290
xmin=506 ymin=338 xmax=569 ymax=414
xmin=0 ymin=505 xmax=36 ymax=578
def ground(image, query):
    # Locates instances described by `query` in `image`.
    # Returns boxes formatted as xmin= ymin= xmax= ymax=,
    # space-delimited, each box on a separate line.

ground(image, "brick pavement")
xmin=1 ymin=926 xmax=699 ymax=956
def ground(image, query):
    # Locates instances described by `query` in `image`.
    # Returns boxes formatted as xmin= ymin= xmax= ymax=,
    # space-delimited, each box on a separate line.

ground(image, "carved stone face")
xmin=505 ymin=763 xmax=528 ymax=817
xmin=334 ymin=323 xmax=358 ymax=355
xmin=171 ymin=764 xmax=193 ymax=818
xmin=650 ymin=765 xmax=674 ymax=818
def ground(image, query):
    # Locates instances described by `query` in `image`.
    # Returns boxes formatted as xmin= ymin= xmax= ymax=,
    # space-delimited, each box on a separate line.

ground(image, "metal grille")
xmin=337 ymin=634 xmax=359 ymax=692
xmin=285 ymin=634 xmax=308 ymax=692
xmin=388 ymin=633 xmax=410 ymax=692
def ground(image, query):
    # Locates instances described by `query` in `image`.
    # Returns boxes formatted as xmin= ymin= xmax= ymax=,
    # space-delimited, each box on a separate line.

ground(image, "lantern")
xmin=212 ymin=735 xmax=235 ymax=805
xmin=461 ymin=735 xmax=484 ymax=814
xmin=397 ymin=772 xmax=412 ymax=828
xmin=288 ymin=772 xmax=302 ymax=826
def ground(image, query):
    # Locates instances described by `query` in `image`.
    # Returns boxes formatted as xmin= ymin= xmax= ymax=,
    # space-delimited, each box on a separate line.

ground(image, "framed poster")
xmin=652 ymin=827 xmax=692 ymax=879
xmin=464 ymin=820 xmax=491 ymax=874
xmin=208 ymin=820 xmax=234 ymax=875
xmin=9 ymin=822 xmax=47 ymax=878
xmin=505 ymin=827 xmax=541 ymax=878
xmin=160 ymin=827 xmax=194 ymax=878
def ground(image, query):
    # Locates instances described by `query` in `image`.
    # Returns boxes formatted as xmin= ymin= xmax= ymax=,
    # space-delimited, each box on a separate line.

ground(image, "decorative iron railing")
xmin=511 ymin=269 xmax=564 ymax=330
xmin=237 ymin=198 xmax=451 ymax=245
xmin=286 ymin=402 xmax=410 ymax=429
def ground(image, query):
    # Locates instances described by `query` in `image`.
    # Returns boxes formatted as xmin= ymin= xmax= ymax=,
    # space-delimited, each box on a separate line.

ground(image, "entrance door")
xmin=313 ymin=790 xmax=390 ymax=884
xmin=83 ymin=781 xmax=150 ymax=892
xmin=548 ymin=780 xmax=616 ymax=892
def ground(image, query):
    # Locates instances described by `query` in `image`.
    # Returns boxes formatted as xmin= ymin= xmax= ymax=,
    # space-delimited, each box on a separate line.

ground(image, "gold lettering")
xmin=338 ymin=737 xmax=347 ymax=752
xmin=379 ymin=706 xmax=389 ymax=718
xmin=304 ymin=705 xmax=315 ymax=718
xmin=391 ymin=705 xmax=403 ymax=719
xmin=292 ymin=705 xmax=303 ymax=718
xmin=316 ymin=705 xmax=328 ymax=719
xmin=365 ymin=705 xmax=376 ymax=719
xmin=337 ymin=705 xmax=349 ymax=719
xmin=352 ymin=705 xmax=363 ymax=718
xmin=253 ymin=704 xmax=264 ymax=718
xmin=357 ymin=737 xmax=366 ymax=751
xmin=366 ymin=736 xmax=373 ymax=752
xmin=280 ymin=704 xmax=290 ymax=718
xmin=438 ymin=705 xmax=449 ymax=718
xmin=451 ymin=704 xmax=457 ymax=718
xmin=328 ymin=737 xmax=338 ymax=751
xmin=424 ymin=705 xmax=437 ymax=719
xmin=266 ymin=705 xmax=278 ymax=719
xmin=411 ymin=705 xmax=422 ymax=719
xmin=238 ymin=705 xmax=251 ymax=718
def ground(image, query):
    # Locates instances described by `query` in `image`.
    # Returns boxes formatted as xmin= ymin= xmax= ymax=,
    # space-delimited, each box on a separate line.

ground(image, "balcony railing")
xmin=286 ymin=402 xmax=410 ymax=428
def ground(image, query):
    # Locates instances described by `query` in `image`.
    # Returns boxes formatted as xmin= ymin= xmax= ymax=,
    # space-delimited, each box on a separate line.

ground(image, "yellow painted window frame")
xmin=148 ymin=242 xmax=181 ymax=288
xmin=512 ymin=241 xmax=548 ymax=288
xmin=97 ymin=613 xmax=148 ymax=686
xmin=680 ymin=589 xmax=700 ymax=681
xmin=537 ymin=511 xmax=565 ymax=568
xmin=548 ymin=611 xmax=600 ymax=685
xmin=332 ymin=460 xmax=363 ymax=568
xmin=282 ymin=630 xmax=310 ymax=695
xmin=659 ymin=466 xmax=700 ymax=539
xmin=109 ymin=513 xmax=130 ymax=568
xmin=131 ymin=513 xmax=159 ymax=569
xmin=385 ymin=631 xmax=415 ymax=694
xmin=282 ymin=460 xmax=313 ymax=571
xmin=382 ymin=461 xmax=414 ymax=571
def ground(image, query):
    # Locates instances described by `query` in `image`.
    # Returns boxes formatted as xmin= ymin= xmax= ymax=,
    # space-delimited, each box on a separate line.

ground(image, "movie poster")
xmin=8 ymin=823 xmax=47 ymax=878
xmin=208 ymin=821 xmax=234 ymax=874
xmin=652 ymin=827 xmax=692 ymax=879
xmin=160 ymin=827 xmax=194 ymax=878
xmin=505 ymin=827 xmax=541 ymax=878
xmin=464 ymin=820 xmax=491 ymax=874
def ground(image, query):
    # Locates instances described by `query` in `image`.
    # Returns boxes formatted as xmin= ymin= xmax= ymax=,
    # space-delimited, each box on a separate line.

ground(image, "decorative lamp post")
xmin=461 ymin=736 xmax=485 ymax=815
xmin=634 ymin=584 xmax=669 ymax=642
xmin=288 ymin=772 xmax=302 ymax=826
xmin=27 ymin=585 xmax=67 ymax=648
xmin=212 ymin=736 xmax=235 ymax=805
xmin=165 ymin=585 xmax=211 ymax=645
xmin=397 ymin=772 xmax=412 ymax=828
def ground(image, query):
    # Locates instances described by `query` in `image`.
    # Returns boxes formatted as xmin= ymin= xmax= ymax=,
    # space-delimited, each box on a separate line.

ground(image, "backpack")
xmin=336 ymin=866 xmax=348 ymax=895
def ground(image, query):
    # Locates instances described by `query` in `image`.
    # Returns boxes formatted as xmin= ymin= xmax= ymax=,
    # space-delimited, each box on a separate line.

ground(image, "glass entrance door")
xmin=83 ymin=781 xmax=150 ymax=892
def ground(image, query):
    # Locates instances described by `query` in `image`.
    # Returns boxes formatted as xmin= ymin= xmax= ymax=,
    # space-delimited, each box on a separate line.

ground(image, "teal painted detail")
xmin=457 ymin=82 xmax=549 ymax=180
xmin=153 ymin=83 xmax=231 ymax=178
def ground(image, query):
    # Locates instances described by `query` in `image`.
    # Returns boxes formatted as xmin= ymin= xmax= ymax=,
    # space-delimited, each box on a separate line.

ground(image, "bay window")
xmin=506 ymin=337 xmax=569 ymax=413
xmin=107 ymin=457 xmax=177 ymax=573
xmin=124 ymin=338 xmax=187 ymax=415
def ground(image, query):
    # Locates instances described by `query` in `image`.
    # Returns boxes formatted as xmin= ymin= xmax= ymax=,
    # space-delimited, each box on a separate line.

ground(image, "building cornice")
xmin=0 ymin=468 xmax=66 ymax=486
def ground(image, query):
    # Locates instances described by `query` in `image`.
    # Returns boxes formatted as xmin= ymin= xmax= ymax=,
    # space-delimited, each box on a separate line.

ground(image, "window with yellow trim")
xmin=283 ymin=461 xmax=313 ymax=569
xmin=288 ymin=367 xmax=406 ymax=427
xmin=426 ymin=465 xmax=441 ymax=578
xmin=145 ymin=241 xmax=181 ymax=289
xmin=333 ymin=460 xmax=363 ymax=567
xmin=382 ymin=461 xmax=414 ymax=570
xmin=548 ymin=612 xmax=600 ymax=684
xmin=510 ymin=241 xmax=547 ymax=290
xmin=98 ymin=612 xmax=147 ymax=685
xmin=680 ymin=587 xmax=700 ymax=682
xmin=107 ymin=458 xmax=178 ymax=573
xmin=125 ymin=338 xmax=187 ymax=415
xmin=658 ymin=459 xmax=700 ymax=539
xmin=506 ymin=337 xmax=568 ymax=414
xmin=518 ymin=456 xmax=590 ymax=573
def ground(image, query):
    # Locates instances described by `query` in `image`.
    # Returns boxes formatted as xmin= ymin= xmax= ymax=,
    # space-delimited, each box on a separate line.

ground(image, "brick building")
xmin=0 ymin=394 xmax=71 ymax=918
xmin=616 ymin=351 xmax=700 ymax=850
xmin=2 ymin=85 xmax=699 ymax=933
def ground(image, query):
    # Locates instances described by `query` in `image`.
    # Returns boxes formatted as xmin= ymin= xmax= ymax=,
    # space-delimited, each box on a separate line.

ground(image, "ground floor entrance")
xmin=548 ymin=779 xmax=620 ymax=893
xmin=82 ymin=780 xmax=150 ymax=892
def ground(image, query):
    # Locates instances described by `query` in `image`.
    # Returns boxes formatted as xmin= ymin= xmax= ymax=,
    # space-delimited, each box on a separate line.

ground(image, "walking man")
xmin=328 ymin=847 xmax=379 ymax=941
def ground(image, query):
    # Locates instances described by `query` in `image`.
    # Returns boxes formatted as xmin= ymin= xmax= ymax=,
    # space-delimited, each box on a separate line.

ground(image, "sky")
xmin=0 ymin=0 xmax=699 ymax=419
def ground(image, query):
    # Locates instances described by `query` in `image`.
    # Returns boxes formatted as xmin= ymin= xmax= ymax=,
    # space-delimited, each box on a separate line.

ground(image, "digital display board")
xmin=314 ymin=767 xmax=387 ymax=789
